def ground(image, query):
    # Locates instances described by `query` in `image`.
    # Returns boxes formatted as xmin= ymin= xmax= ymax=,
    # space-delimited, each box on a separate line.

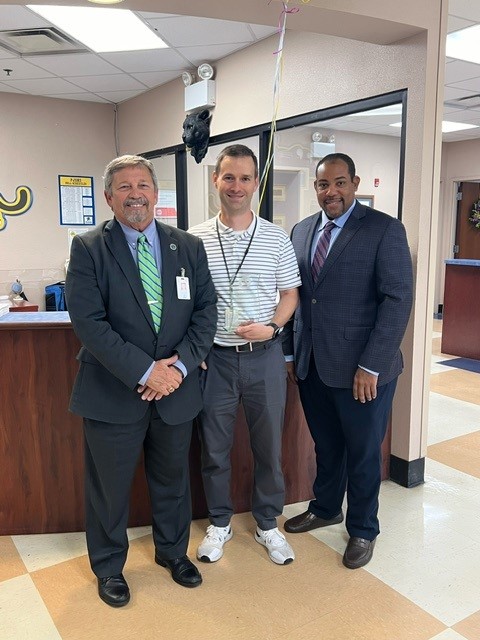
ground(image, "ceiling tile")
xmin=0 ymin=49 xmax=17 ymax=60
xmin=0 ymin=58 xmax=54 ymax=80
xmin=448 ymin=0 xmax=480 ymax=23
xmin=0 ymin=82 xmax=27 ymax=94
xmin=447 ymin=15 xmax=476 ymax=33
xmin=65 ymin=74 xmax=148 ymax=92
xmin=0 ymin=5 xmax=50 ymax=30
xmin=134 ymin=70 xmax=180 ymax=88
xmin=248 ymin=24 xmax=278 ymax=40
xmin=444 ymin=60 xmax=480 ymax=84
xmin=26 ymin=53 xmax=121 ymax=77
xmin=447 ymin=77 xmax=480 ymax=92
xmin=149 ymin=16 xmax=254 ymax=48
xmin=176 ymin=42 xmax=251 ymax=66
xmin=45 ymin=92 xmax=110 ymax=103
xmin=444 ymin=85 xmax=478 ymax=101
xmin=1 ymin=77 xmax=86 ymax=94
xmin=95 ymin=89 xmax=146 ymax=103
xmin=100 ymin=48 xmax=187 ymax=72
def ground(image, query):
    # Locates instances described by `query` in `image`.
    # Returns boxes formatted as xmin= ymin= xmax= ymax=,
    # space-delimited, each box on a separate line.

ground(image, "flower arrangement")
xmin=469 ymin=199 xmax=480 ymax=229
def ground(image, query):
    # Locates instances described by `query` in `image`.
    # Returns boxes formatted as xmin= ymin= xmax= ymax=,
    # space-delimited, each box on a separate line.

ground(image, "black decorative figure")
xmin=182 ymin=109 xmax=211 ymax=163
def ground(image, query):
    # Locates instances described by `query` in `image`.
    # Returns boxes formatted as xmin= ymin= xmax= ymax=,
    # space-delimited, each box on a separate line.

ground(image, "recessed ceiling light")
xmin=28 ymin=5 xmax=167 ymax=53
xmin=446 ymin=25 xmax=480 ymax=65
xmin=88 ymin=0 xmax=124 ymax=4
xmin=349 ymin=105 xmax=403 ymax=117
xmin=389 ymin=121 xmax=479 ymax=133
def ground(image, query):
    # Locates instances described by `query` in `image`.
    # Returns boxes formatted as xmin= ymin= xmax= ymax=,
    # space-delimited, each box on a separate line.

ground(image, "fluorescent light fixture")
xmin=349 ymin=105 xmax=402 ymax=117
xmin=390 ymin=121 xmax=479 ymax=133
xmin=441 ymin=121 xmax=479 ymax=133
xmin=446 ymin=25 xmax=480 ymax=65
xmin=28 ymin=5 xmax=167 ymax=53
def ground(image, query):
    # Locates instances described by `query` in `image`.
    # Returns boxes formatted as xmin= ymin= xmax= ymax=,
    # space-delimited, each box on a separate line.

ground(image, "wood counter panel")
xmin=442 ymin=264 xmax=480 ymax=359
xmin=0 ymin=323 xmax=388 ymax=534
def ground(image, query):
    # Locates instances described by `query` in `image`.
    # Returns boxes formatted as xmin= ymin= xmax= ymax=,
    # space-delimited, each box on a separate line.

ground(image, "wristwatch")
xmin=266 ymin=322 xmax=282 ymax=339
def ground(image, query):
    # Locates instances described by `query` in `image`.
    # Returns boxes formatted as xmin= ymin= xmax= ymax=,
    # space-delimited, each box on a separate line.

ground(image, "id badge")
xmin=176 ymin=276 xmax=191 ymax=300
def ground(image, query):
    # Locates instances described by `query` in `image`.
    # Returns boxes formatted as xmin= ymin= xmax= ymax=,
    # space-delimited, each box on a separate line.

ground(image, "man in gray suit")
xmin=66 ymin=155 xmax=217 ymax=606
xmin=284 ymin=153 xmax=412 ymax=569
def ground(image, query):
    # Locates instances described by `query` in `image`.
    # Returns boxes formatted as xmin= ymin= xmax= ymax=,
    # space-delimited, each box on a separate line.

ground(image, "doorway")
xmin=454 ymin=181 xmax=480 ymax=259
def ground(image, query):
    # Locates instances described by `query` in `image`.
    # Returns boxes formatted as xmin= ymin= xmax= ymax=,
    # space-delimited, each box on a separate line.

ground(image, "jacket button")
xmin=312 ymin=299 xmax=317 ymax=304
xmin=153 ymin=340 xmax=157 ymax=346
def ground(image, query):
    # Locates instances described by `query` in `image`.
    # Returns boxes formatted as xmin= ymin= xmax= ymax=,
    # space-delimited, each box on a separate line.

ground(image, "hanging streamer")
xmin=259 ymin=0 xmax=311 ymax=208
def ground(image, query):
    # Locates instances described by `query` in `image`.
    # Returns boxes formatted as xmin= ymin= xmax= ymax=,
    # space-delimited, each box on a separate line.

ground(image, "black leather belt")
xmin=214 ymin=340 xmax=271 ymax=353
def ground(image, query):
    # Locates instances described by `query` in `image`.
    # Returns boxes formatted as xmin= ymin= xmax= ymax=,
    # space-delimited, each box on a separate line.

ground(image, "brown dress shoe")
xmin=284 ymin=510 xmax=343 ymax=533
xmin=342 ymin=537 xmax=376 ymax=569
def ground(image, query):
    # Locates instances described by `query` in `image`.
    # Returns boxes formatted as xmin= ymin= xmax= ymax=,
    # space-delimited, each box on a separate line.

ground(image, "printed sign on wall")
xmin=59 ymin=175 xmax=95 ymax=226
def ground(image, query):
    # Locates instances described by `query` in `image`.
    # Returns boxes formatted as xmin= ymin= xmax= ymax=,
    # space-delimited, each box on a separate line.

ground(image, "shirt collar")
xmin=216 ymin=211 xmax=257 ymax=239
xmin=318 ymin=199 xmax=357 ymax=232
xmin=118 ymin=218 xmax=157 ymax=248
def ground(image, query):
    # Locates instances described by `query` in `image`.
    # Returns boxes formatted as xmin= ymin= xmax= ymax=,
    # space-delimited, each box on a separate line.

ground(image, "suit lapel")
xmin=156 ymin=221 xmax=178 ymax=332
xmin=104 ymin=218 xmax=156 ymax=332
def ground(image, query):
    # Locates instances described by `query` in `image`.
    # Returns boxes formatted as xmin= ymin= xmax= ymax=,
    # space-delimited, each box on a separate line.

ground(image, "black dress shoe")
xmin=342 ymin=537 xmax=376 ymax=569
xmin=97 ymin=574 xmax=130 ymax=607
xmin=155 ymin=554 xmax=202 ymax=588
xmin=284 ymin=510 xmax=343 ymax=533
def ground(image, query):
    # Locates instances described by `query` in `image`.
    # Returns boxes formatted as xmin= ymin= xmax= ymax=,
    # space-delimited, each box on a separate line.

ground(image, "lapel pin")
xmin=170 ymin=243 xmax=177 ymax=250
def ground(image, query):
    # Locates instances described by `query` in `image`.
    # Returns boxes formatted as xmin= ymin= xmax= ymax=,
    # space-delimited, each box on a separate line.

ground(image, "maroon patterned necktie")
xmin=311 ymin=221 xmax=336 ymax=280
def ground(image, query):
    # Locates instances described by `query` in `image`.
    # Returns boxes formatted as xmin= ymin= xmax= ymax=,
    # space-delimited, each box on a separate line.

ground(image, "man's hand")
xmin=353 ymin=367 xmax=378 ymax=403
xmin=235 ymin=320 xmax=274 ymax=342
xmin=138 ymin=355 xmax=183 ymax=400
xmin=286 ymin=361 xmax=297 ymax=385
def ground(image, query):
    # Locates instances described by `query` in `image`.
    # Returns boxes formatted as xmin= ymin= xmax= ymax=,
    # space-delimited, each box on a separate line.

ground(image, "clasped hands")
xmin=137 ymin=354 xmax=183 ymax=401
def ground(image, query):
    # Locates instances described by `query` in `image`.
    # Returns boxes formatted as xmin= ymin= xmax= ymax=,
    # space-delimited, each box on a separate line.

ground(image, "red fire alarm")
xmin=374 ymin=178 xmax=380 ymax=187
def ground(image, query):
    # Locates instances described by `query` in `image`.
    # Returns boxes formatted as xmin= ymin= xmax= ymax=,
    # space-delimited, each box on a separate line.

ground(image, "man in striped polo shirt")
xmin=189 ymin=144 xmax=301 ymax=565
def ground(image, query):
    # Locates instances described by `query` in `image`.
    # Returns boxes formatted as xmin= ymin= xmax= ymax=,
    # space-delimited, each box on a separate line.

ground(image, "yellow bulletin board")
xmin=58 ymin=175 xmax=95 ymax=226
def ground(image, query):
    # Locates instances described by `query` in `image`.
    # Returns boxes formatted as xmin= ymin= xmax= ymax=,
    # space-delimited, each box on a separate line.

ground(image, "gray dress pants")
xmin=199 ymin=339 xmax=287 ymax=531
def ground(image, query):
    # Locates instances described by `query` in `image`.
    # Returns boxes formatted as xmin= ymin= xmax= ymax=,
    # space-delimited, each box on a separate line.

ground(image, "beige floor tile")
xmin=29 ymin=512 xmax=448 ymax=640
xmin=0 ymin=574 xmax=61 ymax=640
xmin=428 ymin=431 xmax=480 ymax=479
xmin=0 ymin=536 xmax=27 ymax=583
xmin=453 ymin=610 xmax=480 ymax=640
xmin=278 ymin=578 xmax=445 ymax=640
xmin=430 ymin=370 xmax=480 ymax=405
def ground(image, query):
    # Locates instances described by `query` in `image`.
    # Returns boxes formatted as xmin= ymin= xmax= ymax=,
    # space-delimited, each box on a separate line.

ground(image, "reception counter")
xmin=0 ymin=312 xmax=318 ymax=534
xmin=441 ymin=260 xmax=480 ymax=359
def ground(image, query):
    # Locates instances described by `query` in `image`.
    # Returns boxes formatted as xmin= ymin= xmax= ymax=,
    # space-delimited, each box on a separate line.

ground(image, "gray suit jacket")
xmin=65 ymin=218 xmax=217 ymax=424
xmin=287 ymin=203 xmax=413 ymax=388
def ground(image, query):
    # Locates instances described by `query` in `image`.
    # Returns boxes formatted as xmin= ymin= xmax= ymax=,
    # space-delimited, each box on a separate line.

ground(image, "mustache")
xmin=125 ymin=198 xmax=148 ymax=206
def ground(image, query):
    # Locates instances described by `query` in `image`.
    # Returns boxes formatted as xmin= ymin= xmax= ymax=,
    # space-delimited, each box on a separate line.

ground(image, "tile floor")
xmin=1 ymin=321 xmax=479 ymax=639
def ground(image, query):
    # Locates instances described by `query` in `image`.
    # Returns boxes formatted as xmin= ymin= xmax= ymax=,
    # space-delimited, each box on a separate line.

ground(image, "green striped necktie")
xmin=137 ymin=234 xmax=163 ymax=331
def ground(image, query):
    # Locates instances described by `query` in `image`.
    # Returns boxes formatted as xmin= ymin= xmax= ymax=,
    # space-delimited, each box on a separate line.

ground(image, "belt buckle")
xmin=235 ymin=342 xmax=253 ymax=353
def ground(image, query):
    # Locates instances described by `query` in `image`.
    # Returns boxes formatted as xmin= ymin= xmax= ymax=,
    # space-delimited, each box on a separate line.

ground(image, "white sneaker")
xmin=255 ymin=527 xmax=295 ymax=565
xmin=197 ymin=524 xmax=233 ymax=563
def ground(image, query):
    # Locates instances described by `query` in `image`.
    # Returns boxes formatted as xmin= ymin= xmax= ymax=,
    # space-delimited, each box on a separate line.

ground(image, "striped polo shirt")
xmin=189 ymin=213 xmax=301 ymax=346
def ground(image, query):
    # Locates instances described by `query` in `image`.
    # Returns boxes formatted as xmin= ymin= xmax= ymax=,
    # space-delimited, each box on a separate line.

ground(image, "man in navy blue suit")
xmin=284 ymin=153 xmax=413 ymax=569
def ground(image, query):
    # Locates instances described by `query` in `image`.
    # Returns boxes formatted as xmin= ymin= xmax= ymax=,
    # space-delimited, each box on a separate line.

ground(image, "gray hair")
xmin=103 ymin=155 xmax=158 ymax=195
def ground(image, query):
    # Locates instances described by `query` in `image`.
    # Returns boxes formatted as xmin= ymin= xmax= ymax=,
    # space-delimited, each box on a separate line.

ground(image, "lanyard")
xmin=216 ymin=216 xmax=257 ymax=286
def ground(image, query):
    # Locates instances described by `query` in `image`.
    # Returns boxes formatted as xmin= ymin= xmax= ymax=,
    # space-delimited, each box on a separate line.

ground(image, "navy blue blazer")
xmin=66 ymin=218 xmax=217 ymax=425
xmin=288 ymin=203 xmax=413 ymax=388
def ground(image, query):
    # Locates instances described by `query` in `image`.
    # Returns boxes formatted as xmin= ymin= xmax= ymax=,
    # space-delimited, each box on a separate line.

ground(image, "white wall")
xmin=0 ymin=93 xmax=115 ymax=307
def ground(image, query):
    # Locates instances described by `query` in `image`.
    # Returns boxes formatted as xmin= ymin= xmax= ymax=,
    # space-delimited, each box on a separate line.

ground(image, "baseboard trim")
xmin=389 ymin=455 xmax=425 ymax=487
